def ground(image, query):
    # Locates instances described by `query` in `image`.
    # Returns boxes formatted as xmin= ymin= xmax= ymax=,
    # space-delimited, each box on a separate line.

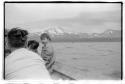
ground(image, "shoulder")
xmin=5 ymin=48 xmax=45 ymax=67
xmin=6 ymin=48 xmax=42 ymax=60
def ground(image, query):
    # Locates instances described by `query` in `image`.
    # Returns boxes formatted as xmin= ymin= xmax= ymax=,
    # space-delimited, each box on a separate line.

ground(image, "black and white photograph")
xmin=4 ymin=2 xmax=122 ymax=80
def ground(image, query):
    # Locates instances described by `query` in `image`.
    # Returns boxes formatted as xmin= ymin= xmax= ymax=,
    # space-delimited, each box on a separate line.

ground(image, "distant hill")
xmin=28 ymin=27 xmax=121 ymax=42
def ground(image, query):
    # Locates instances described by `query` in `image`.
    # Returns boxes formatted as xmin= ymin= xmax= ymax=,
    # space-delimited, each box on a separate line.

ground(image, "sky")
xmin=5 ymin=3 xmax=121 ymax=33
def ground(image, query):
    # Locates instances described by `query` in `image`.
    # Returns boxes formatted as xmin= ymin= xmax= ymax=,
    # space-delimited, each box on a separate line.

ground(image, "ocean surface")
xmin=52 ymin=42 xmax=121 ymax=80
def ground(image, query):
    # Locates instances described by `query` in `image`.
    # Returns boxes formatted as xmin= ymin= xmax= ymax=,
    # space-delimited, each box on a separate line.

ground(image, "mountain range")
xmin=28 ymin=26 xmax=121 ymax=42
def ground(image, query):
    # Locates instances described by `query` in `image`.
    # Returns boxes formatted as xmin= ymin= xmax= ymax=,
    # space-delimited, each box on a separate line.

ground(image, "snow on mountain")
xmin=91 ymin=33 xmax=100 ymax=37
xmin=103 ymin=29 xmax=114 ymax=34
xmin=42 ymin=26 xmax=82 ymax=35
xmin=101 ymin=29 xmax=121 ymax=37
xmin=44 ymin=26 xmax=65 ymax=35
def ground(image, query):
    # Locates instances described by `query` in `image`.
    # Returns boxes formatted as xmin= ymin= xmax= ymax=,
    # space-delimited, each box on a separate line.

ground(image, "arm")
xmin=46 ymin=45 xmax=55 ymax=67
xmin=41 ymin=45 xmax=52 ymax=62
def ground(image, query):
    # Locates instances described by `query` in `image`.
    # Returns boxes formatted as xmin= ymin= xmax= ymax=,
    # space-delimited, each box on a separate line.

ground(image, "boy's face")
xmin=41 ymin=38 xmax=48 ymax=44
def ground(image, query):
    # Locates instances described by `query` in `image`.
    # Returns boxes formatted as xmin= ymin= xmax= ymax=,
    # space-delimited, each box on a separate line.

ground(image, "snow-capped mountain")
xmin=100 ymin=29 xmax=121 ymax=37
xmin=103 ymin=29 xmax=114 ymax=34
xmin=44 ymin=26 xmax=65 ymax=35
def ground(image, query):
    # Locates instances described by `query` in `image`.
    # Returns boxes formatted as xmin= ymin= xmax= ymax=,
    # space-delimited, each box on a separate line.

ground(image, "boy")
xmin=40 ymin=33 xmax=55 ymax=73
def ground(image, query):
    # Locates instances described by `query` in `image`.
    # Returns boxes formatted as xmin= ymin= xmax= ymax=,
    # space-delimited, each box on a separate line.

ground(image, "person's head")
xmin=7 ymin=28 xmax=28 ymax=49
xmin=40 ymin=33 xmax=51 ymax=44
xmin=27 ymin=40 xmax=39 ymax=52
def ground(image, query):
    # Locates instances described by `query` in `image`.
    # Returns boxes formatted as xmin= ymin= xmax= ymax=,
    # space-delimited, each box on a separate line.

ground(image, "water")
xmin=52 ymin=42 xmax=121 ymax=79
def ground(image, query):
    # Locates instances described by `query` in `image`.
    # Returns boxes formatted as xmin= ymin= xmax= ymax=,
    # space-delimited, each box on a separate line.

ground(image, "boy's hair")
xmin=28 ymin=40 xmax=39 ymax=50
xmin=8 ymin=28 xmax=28 ymax=48
xmin=40 ymin=33 xmax=51 ymax=41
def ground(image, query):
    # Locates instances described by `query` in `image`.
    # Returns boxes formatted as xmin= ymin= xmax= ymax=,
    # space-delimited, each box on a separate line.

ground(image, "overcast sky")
xmin=5 ymin=3 xmax=121 ymax=33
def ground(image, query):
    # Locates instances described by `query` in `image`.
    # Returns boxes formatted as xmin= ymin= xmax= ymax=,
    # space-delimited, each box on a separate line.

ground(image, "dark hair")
xmin=5 ymin=49 xmax=11 ymax=58
xmin=8 ymin=28 xmax=28 ymax=48
xmin=40 ymin=33 xmax=51 ymax=41
xmin=5 ymin=29 xmax=9 ymax=37
xmin=28 ymin=40 xmax=39 ymax=50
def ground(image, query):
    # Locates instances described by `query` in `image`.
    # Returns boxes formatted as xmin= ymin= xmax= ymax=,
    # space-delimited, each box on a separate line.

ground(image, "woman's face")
xmin=41 ymin=38 xmax=49 ymax=44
